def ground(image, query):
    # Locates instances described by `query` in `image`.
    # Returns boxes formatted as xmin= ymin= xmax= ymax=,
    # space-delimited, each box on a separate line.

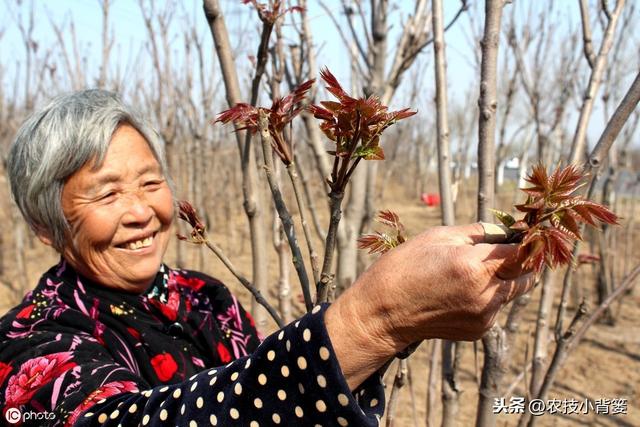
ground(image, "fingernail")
xmin=480 ymin=222 xmax=511 ymax=244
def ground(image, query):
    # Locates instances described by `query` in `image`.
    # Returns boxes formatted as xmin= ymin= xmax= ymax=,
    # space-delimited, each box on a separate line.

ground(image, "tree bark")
xmin=475 ymin=2 xmax=508 ymax=427
xmin=432 ymin=0 xmax=455 ymax=227
xmin=426 ymin=339 xmax=441 ymax=427
xmin=529 ymin=268 xmax=555 ymax=397
xmin=432 ymin=1 xmax=459 ymax=424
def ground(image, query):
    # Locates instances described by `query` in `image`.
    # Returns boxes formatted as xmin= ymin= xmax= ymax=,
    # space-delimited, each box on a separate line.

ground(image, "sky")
xmin=1 ymin=0 xmax=637 ymax=152
xmin=0 ymin=0 xmax=480 ymax=102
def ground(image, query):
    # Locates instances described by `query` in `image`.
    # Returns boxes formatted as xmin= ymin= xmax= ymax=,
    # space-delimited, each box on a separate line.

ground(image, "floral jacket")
xmin=0 ymin=261 xmax=384 ymax=426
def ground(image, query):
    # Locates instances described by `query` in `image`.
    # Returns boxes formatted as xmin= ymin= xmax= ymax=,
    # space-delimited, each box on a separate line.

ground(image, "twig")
xmin=317 ymin=0 xmax=367 ymax=77
xmin=316 ymin=190 xmax=345 ymax=303
xmin=578 ymin=0 xmax=596 ymax=68
xmin=239 ymin=2 xmax=278 ymax=260
xmin=383 ymin=0 xmax=469 ymax=104
xmin=406 ymin=360 xmax=419 ymax=427
xmin=257 ymin=112 xmax=313 ymax=312
xmin=354 ymin=0 xmax=373 ymax=53
xmin=525 ymin=263 xmax=640 ymax=427
xmin=568 ymin=0 xmax=626 ymax=164
xmin=272 ymin=210 xmax=292 ymax=323
xmin=286 ymin=163 xmax=320 ymax=284
xmin=342 ymin=0 xmax=371 ymax=68
xmin=203 ymin=239 xmax=283 ymax=328
xmin=586 ymin=69 xmax=640 ymax=174
xmin=529 ymin=269 xmax=556 ymax=397
xmin=295 ymin=160 xmax=326 ymax=244
xmin=476 ymin=0 xmax=504 ymax=223
xmin=426 ymin=339 xmax=441 ymax=427
xmin=573 ymin=263 xmax=640 ymax=343
xmin=555 ymin=67 xmax=640 ymax=337
xmin=386 ymin=359 xmax=408 ymax=427
xmin=441 ymin=340 xmax=461 ymax=427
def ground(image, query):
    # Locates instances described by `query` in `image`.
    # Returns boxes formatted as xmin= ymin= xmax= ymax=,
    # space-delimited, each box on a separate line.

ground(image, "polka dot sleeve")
xmin=74 ymin=303 xmax=385 ymax=426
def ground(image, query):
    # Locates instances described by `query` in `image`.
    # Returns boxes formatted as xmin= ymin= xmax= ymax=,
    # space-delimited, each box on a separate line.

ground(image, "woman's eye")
xmin=99 ymin=191 xmax=117 ymax=202
xmin=144 ymin=180 xmax=163 ymax=189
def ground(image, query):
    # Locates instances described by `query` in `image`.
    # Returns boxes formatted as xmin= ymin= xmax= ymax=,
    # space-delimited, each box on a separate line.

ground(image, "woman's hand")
xmin=325 ymin=223 xmax=535 ymax=389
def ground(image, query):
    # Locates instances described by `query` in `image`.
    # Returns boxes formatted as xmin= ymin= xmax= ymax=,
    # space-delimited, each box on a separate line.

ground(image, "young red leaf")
xmin=311 ymin=67 xmax=415 ymax=190
xmin=177 ymin=200 xmax=206 ymax=242
xmin=376 ymin=210 xmax=405 ymax=237
xmin=357 ymin=232 xmax=397 ymax=255
xmin=318 ymin=67 xmax=350 ymax=101
xmin=495 ymin=163 xmax=619 ymax=273
xmin=357 ymin=210 xmax=407 ymax=255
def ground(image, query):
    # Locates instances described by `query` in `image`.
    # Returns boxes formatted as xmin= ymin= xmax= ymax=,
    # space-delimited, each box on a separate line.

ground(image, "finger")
xmin=419 ymin=222 xmax=486 ymax=246
xmin=498 ymin=272 xmax=537 ymax=304
xmin=472 ymin=243 xmax=531 ymax=280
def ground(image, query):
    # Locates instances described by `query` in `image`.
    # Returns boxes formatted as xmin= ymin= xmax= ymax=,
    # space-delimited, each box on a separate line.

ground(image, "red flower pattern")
xmin=126 ymin=327 xmax=141 ymax=340
xmin=16 ymin=304 xmax=34 ymax=319
xmin=217 ymin=342 xmax=232 ymax=363
xmin=175 ymin=275 xmax=206 ymax=292
xmin=245 ymin=310 xmax=256 ymax=328
xmin=150 ymin=353 xmax=178 ymax=382
xmin=149 ymin=288 xmax=180 ymax=321
xmin=0 ymin=362 xmax=12 ymax=387
xmin=0 ymin=264 xmax=262 ymax=424
xmin=5 ymin=352 xmax=76 ymax=407
xmin=64 ymin=380 xmax=139 ymax=427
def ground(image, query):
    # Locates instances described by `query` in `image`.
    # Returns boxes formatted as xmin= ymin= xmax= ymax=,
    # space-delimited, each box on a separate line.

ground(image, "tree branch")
xmin=202 ymin=239 xmax=284 ymax=328
xmin=568 ymin=0 xmax=626 ymax=164
xmin=257 ymin=112 xmax=313 ymax=312
xmin=578 ymin=0 xmax=596 ymax=68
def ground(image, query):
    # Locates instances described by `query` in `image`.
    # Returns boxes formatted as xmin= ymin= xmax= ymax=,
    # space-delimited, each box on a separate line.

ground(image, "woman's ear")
xmin=34 ymin=227 xmax=54 ymax=248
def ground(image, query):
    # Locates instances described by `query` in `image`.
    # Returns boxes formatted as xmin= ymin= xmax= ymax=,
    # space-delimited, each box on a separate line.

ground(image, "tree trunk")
xmin=203 ymin=0 xmax=270 ymax=328
xmin=475 ymin=1 xmax=508 ymax=426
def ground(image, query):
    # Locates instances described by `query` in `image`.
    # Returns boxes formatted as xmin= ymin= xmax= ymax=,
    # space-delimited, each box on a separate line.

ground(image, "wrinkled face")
xmin=58 ymin=124 xmax=174 ymax=293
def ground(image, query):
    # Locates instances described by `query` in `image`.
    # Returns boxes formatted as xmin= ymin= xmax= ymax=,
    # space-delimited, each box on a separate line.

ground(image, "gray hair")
xmin=7 ymin=89 xmax=172 ymax=250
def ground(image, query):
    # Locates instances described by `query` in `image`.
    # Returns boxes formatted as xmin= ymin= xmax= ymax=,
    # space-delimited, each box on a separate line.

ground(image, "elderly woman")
xmin=0 ymin=90 xmax=533 ymax=426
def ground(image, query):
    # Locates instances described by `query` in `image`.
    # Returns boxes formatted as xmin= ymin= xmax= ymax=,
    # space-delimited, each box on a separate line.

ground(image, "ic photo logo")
xmin=5 ymin=407 xmax=21 ymax=424
xmin=4 ymin=407 xmax=56 ymax=424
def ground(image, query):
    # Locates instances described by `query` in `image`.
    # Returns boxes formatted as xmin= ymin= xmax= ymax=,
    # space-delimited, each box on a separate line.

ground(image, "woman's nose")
xmin=121 ymin=193 xmax=154 ymax=226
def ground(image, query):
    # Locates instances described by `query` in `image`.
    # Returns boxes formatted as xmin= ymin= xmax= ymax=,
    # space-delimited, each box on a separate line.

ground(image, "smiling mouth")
xmin=117 ymin=233 xmax=156 ymax=250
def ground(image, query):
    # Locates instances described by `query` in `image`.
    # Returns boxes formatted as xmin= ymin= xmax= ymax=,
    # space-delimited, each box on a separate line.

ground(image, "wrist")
xmin=324 ymin=286 xmax=402 ymax=389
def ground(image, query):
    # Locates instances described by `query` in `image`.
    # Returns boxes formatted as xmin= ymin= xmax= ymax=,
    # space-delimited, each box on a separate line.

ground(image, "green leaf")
xmin=353 ymin=145 xmax=385 ymax=160
xmin=490 ymin=209 xmax=516 ymax=227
